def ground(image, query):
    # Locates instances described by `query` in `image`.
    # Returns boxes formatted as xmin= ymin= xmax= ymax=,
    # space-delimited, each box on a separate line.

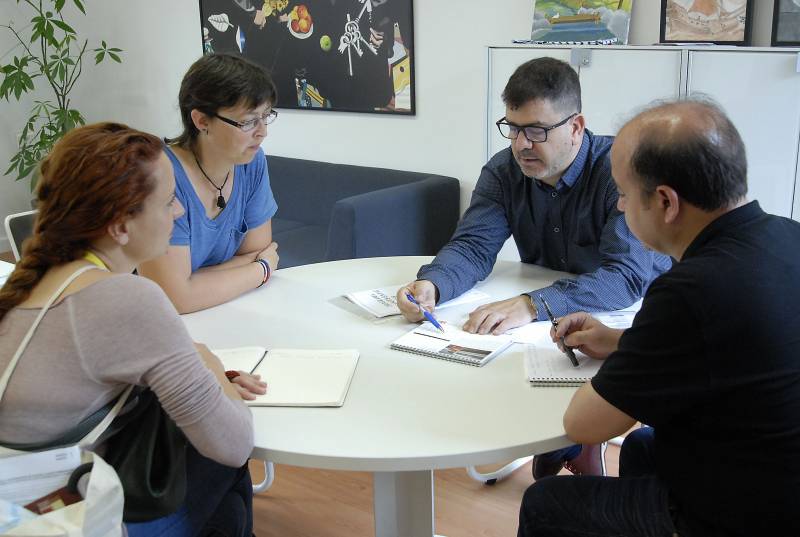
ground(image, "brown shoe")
xmin=564 ymin=443 xmax=607 ymax=476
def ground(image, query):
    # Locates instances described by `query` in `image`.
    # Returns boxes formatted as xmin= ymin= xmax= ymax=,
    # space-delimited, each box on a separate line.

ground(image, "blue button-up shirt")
xmin=418 ymin=130 xmax=671 ymax=320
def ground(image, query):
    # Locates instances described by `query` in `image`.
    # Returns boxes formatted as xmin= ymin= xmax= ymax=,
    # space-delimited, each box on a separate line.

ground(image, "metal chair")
xmin=253 ymin=460 xmax=274 ymax=493
xmin=4 ymin=210 xmax=36 ymax=261
xmin=466 ymin=437 xmax=623 ymax=484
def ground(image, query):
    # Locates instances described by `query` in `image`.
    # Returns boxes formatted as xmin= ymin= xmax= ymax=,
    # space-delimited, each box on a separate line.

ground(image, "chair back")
xmin=4 ymin=210 xmax=37 ymax=262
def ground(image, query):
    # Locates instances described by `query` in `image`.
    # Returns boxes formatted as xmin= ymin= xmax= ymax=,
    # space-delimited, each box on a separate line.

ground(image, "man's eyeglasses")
xmin=496 ymin=113 xmax=576 ymax=143
xmin=214 ymin=109 xmax=278 ymax=132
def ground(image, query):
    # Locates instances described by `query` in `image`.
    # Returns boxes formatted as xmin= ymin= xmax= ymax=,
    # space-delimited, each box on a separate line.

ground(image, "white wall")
xmin=0 ymin=0 xmax=780 ymax=252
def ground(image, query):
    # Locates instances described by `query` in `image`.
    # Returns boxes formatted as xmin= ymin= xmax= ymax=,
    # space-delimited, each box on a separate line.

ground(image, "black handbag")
xmin=102 ymin=388 xmax=188 ymax=522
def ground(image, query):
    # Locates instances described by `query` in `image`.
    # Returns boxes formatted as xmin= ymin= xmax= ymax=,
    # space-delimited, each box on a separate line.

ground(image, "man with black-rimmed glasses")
xmin=397 ymin=57 xmax=671 ymax=479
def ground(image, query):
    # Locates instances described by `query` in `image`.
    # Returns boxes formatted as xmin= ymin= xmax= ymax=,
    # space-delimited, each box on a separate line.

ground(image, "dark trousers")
xmin=126 ymin=445 xmax=254 ymax=537
xmin=535 ymin=444 xmax=582 ymax=465
xmin=518 ymin=427 xmax=679 ymax=537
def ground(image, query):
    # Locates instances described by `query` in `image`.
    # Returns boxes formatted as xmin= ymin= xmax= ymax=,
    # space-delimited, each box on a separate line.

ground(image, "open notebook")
xmin=390 ymin=322 xmax=513 ymax=367
xmin=524 ymin=344 xmax=603 ymax=387
xmin=213 ymin=347 xmax=359 ymax=407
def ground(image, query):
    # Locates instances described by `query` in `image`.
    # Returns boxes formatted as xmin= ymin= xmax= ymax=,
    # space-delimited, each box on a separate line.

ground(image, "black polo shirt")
xmin=593 ymin=201 xmax=800 ymax=535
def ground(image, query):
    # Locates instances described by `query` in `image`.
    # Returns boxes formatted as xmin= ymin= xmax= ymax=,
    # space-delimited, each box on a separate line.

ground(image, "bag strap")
xmin=0 ymin=264 xmax=133 ymax=447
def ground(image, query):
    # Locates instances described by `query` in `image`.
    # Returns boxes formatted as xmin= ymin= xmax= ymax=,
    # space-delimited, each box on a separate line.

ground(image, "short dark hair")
xmin=169 ymin=53 xmax=277 ymax=147
xmin=629 ymin=98 xmax=747 ymax=211
xmin=501 ymin=57 xmax=581 ymax=114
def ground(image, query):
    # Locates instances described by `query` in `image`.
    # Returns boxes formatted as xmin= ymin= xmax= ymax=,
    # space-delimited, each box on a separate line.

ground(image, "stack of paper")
xmin=345 ymin=285 xmax=489 ymax=318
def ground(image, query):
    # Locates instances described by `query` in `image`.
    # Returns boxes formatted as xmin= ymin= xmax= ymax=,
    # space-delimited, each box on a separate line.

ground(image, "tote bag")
xmin=0 ymin=265 xmax=127 ymax=537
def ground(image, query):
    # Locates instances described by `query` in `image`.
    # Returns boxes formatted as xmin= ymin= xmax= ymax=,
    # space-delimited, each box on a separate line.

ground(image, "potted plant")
xmin=1 ymin=0 xmax=122 ymax=191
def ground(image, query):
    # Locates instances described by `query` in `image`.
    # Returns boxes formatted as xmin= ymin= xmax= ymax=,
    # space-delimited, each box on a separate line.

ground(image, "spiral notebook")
xmin=524 ymin=344 xmax=603 ymax=387
xmin=390 ymin=322 xmax=513 ymax=367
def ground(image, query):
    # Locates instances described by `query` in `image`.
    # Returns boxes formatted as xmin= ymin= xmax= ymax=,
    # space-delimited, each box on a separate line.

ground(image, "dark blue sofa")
xmin=268 ymin=156 xmax=461 ymax=268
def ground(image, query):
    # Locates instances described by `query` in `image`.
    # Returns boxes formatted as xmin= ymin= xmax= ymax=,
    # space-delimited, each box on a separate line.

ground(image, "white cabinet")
xmin=488 ymin=45 xmax=800 ymax=220
xmin=688 ymin=51 xmax=800 ymax=220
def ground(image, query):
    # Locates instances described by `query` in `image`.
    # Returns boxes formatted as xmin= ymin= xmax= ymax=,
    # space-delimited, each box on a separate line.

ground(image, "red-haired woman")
xmin=0 ymin=123 xmax=264 ymax=536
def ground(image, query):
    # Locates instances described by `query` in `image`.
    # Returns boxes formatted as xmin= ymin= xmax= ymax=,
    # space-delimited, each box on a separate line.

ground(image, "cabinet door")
xmin=578 ymin=49 xmax=683 ymax=137
xmin=487 ymin=48 xmax=572 ymax=160
xmin=688 ymin=51 xmax=800 ymax=219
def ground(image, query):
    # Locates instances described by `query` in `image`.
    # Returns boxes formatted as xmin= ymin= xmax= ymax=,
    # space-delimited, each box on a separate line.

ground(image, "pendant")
xmin=216 ymin=195 xmax=226 ymax=209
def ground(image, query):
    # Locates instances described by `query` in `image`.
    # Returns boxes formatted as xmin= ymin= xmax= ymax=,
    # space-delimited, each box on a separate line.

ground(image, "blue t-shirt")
xmin=166 ymin=146 xmax=278 ymax=272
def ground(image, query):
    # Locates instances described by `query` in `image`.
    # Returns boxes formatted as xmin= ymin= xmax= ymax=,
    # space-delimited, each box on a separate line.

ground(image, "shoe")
xmin=531 ymin=455 xmax=565 ymax=480
xmin=564 ymin=442 xmax=607 ymax=476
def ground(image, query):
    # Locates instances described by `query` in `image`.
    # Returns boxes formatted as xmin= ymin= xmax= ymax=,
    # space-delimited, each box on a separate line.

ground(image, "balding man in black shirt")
xmin=517 ymin=98 xmax=800 ymax=536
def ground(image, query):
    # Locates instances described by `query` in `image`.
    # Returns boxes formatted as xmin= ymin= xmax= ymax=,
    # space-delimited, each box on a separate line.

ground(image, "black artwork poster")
xmin=199 ymin=0 xmax=415 ymax=114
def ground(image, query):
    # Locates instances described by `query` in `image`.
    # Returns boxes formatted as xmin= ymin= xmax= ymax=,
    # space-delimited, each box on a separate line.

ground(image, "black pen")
xmin=539 ymin=295 xmax=580 ymax=368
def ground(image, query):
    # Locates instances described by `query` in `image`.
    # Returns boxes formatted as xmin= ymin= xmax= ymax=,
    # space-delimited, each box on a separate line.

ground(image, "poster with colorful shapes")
xmin=199 ymin=0 xmax=415 ymax=115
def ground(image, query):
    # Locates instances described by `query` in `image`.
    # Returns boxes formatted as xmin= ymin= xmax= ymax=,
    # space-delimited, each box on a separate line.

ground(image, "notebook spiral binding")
xmin=389 ymin=344 xmax=483 ymax=366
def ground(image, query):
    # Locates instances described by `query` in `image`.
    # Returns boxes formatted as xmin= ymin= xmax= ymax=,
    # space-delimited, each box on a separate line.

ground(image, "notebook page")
xmin=345 ymin=286 xmax=490 ymax=318
xmin=249 ymin=349 xmax=359 ymax=407
xmin=524 ymin=344 xmax=603 ymax=384
xmin=214 ymin=346 xmax=268 ymax=374
xmin=396 ymin=323 xmax=510 ymax=351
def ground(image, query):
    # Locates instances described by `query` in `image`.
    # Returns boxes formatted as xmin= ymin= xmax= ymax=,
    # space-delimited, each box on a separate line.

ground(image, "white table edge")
xmin=250 ymin=434 xmax=572 ymax=472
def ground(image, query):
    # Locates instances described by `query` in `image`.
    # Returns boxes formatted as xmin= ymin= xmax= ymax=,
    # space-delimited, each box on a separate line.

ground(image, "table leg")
xmin=373 ymin=470 xmax=444 ymax=537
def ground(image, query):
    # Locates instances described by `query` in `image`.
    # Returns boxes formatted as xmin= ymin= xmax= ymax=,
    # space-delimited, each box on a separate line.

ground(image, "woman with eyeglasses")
xmin=139 ymin=53 xmax=281 ymax=313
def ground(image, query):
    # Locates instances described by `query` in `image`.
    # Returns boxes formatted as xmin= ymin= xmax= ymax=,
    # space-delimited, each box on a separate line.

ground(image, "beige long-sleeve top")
xmin=0 ymin=274 xmax=253 ymax=467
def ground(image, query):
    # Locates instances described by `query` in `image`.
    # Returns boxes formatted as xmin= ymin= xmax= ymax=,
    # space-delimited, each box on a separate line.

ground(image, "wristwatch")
xmin=521 ymin=293 xmax=538 ymax=319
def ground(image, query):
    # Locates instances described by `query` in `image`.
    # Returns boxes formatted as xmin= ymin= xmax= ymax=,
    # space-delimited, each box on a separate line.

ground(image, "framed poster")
xmin=199 ymin=0 xmax=415 ymax=115
xmin=772 ymin=0 xmax=800 ymax=46
xmin=530 ymin=0 xmax=635 ymax=45
xmin=659 ymin=0 xmax=753 ymax=45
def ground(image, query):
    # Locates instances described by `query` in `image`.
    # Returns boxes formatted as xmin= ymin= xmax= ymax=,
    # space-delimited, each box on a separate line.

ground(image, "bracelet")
xmin=225 ymin=370 xmax=241 ymax=382
xmin=256 ymin=259 xmax=271 ymax=287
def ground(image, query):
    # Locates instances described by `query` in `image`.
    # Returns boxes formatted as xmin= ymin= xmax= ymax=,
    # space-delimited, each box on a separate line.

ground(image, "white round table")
xmin=181 ymin=256 xmax=577 ymax=537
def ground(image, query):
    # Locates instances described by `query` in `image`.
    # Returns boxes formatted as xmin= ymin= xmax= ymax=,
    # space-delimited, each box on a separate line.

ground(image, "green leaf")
xmin=94 ymin=51 xmax=103 ymax=64
xmin=5 ymin=152 xmax=23 ymax=176
xmin=0 ymin=59 xmax=36 ymax=101
xmin=108 ymin=52 xmax=121 ymax=63
xmin=72 ymin=0 xmax=85 ymax=14
xmin=54 ymin=0 xmax=66 ymax=12
xmin=52 ymin=19 xmax=75 ymax=35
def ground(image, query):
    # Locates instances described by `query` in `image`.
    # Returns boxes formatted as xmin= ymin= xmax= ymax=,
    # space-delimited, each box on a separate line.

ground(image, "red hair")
xmin=0 ymin=122 xmax=164 ymax=322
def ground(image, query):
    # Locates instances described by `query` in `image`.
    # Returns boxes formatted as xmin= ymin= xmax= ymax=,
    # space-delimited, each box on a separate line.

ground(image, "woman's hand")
xmin=230 ymin=372 xmax=268 ymax=401
xmin=256 ymin=242 xmax=279 ymax=272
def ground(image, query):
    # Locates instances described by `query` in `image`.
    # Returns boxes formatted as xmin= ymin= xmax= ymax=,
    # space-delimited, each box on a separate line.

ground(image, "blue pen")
xmin=405 ymin=293 xmax=445 ymax=333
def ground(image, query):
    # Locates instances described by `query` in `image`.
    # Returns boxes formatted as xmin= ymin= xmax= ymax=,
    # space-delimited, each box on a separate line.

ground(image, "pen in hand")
xmin=405 ymin=293 xmax=445 ymax=333
xmin=539 ymin=295 xmax=580 ymax=368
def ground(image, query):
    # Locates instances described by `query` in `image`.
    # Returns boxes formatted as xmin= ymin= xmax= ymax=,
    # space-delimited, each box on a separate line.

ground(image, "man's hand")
xmin=551 ymin=312 xmax=623 ymax=360
xmin=231 ymin=372 xmax=268 ymax=400
xmin=397 ymin=280 xmax=437 ymax=322
xmin=463 ymin=295 xmax=535 ymax=335
xmin=256 ymin=242 xmax=279 ymax=271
